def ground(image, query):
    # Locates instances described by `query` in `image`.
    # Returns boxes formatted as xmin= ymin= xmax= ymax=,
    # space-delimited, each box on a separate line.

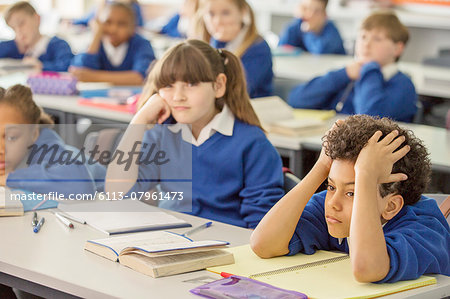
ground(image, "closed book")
xmin=85 ymin=231 xmax=234 ymax=278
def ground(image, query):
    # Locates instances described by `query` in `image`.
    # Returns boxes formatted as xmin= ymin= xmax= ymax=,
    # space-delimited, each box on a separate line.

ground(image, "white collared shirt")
xmin=25 ymin=35 xmax=51 ymax=58
xmin=102 ymin=38 xmax=129 ymax=67
xmin=168 ymin=104 xmax=235 ymax=146
xmin=381 ymin=63 xmax=399 ymax=81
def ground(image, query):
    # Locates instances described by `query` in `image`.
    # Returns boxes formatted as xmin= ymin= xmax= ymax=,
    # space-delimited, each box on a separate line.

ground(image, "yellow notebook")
xmin=207 ymin=245 xmax=436 ymax=299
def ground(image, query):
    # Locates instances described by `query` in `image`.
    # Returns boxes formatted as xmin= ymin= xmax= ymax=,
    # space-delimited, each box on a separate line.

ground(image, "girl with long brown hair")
xmin=106 ymin=39 xmax=284 ymax=228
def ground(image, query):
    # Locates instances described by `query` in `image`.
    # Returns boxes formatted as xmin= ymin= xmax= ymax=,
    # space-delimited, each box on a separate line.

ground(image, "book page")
xmin=88 ymin=231 xmax=190 ymax=255
xmin=123 ymin=240 xmax=229 ymax=256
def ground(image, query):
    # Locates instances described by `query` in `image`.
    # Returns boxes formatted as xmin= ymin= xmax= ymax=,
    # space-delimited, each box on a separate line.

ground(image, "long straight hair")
xmin=138 ymin=39 xmax=262 ymax=130
xmin=194 ymin=0 xmax=260 ymax=58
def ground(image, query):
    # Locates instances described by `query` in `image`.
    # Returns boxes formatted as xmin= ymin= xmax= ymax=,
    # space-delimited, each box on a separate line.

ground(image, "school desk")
xmin=0 ymin=201 xmax=449 ymax=299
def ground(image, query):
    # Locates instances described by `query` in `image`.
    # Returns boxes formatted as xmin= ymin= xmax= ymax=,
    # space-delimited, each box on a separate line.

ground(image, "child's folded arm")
xmin=287 ymin=68 xmax=350 ymax=109
xmin=42 ymin=40 xmax=73 ymax=72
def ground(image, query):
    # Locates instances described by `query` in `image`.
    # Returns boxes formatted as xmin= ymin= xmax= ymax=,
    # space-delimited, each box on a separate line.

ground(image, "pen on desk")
xmin=181 ymin=221 xmax=213 ymax=237
xmin=54 ymin=212 xmax=74 ymax=229
xmin=31 ymin=212 xmax=38 ymax=227
xmin=33 ymin=217 xmax=45 ymax=233
xmin=56 ymin=211 xmax=86 ymax=224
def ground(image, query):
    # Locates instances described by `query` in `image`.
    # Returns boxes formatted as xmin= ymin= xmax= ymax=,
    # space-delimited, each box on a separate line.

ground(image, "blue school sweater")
xmin=288 ymin=62 xmax=417 ymax=122
xmin=211 ymin=38 xmax=274 ymax=98
xmin=6 ymin=128 xmax=106 ymax=197
xmin=160 ymin=14 xmax=184 ymax=38
xmin=71 ymin=34 xmax=155 ymax=79
xmin=73 ymin=2 xmax=144 ymax=27
xmin=287 ymin=190 xmax=450 ymax=283
xmin=0 ymin=37 xmax=74 ymax=72
xmin=278 ymin=18 xmax=345 ymax=55
xmin=128 ymin=119 xmax=285 ymax=228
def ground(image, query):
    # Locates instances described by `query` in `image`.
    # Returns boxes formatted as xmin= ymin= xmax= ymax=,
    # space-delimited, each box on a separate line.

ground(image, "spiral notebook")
xmin=207 ymin=245 xmax=437 ymax=299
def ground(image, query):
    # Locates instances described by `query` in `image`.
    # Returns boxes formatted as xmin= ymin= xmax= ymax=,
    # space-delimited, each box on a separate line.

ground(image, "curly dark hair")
xmin=323 ymin=115 xmax=430 ymax=205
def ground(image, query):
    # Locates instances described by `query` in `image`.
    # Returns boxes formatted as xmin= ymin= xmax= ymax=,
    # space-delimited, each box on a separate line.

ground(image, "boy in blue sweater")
xmin=251 ymin=115 xmax=450 ymax=283
xmin=0 ymin=1 xmax=73 ymax=72
xmin=288 ymin=12 xmax=417 ymax=122
xmin=159 ymin=0 xmax=199 ymax=38
xmin=70 ymin=2 xmax=155 ymax=85
xmin=278 ymin=0 xmax=345 ymax=55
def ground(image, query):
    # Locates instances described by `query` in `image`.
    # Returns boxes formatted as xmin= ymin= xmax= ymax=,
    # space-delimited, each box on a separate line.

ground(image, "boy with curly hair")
xmin=251 ymin=115 xmax=450 ymax=283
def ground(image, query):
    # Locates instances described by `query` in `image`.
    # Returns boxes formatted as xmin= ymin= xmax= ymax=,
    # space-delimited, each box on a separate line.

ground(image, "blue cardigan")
xmin=160 ymin=14 xmax=184 ymax=38
xmin=0 ymin=37 xmax=74 ymax=72
xmin=6 ymin=128 xmax=106 ymax=197
xmin=73 ymin=2 xmax=144 ymax=27
xmin=288 ymin=62 xmax=417 ymax=122
xmin=288 ymin=190 xmax=450 ymax=283
xmin=71 ymin=34 xmax=155 ymax=79
xmin=211 ymin=38 xmax=274 ymax=98
xmin=128 ymin=119 xmax=285 ymax=228
xmin=279 ymin=18 xmax=345 ymax=55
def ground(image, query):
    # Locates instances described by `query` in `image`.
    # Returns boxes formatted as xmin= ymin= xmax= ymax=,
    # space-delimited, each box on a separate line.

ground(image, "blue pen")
xmin=182 ymin=221 xmax=213 ymax=237
xmin=33 ymin=217 xmax=45 ymax=233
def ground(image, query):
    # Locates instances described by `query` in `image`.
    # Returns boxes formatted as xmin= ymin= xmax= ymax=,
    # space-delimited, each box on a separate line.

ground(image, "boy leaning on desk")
xmin=251 ymin=115 xmax=450 ymax=283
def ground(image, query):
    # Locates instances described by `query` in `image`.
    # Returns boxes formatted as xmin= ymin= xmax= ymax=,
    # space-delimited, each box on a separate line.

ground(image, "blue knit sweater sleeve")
xmin=71 ymin=51 xmax=102 ymax=69
xmin=160 ymin=14 xmax=182 ymax=38
xmin=238 ymin=134 xmax=285 ymax=228
xmin=131 ymin=36 xmax=155 ymax=78
xmin=287 ymin=191 xmax=332 ymax=255
xmin=6 ymin=129 xmax=104 ymax=197
xmin=353 ymin=62 xmax=418 ymax=122
xmin=278 ymin=18 xmax=304 ymax=49
xmin=377 ymin=197 xmax=450 ymax=283
xmin=288 ymin=68 xmax=350 ymax=109
xmin=0 ymin=40 xmax=22 ymax=58
xmin=41 ymin=37 xmax=74 ymax=72
xmin=302 ymin=21 xmax=346 ymax=55
xmin=241 ymin=39 xmax=274 ymax=98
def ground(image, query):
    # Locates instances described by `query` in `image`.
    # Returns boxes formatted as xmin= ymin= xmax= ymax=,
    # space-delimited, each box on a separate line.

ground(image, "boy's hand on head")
xmin=355 ymin=130 xmax=410 ymax=184
xmin=133 ymin=93 xmax=171 ymax=125
xmin=317 ymin=120 xmax=344 ymax=174
xmin=346 ymin=61 xmax=363 ymax=80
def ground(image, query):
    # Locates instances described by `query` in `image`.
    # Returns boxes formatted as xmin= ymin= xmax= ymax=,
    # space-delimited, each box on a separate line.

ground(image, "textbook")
xmin=250 ymin=96 xmax=332 ymax=136
xmin=59 ymin=200 xmax=191 ymax=235
xmin=0 ymin=187 xmax=24 ymax=217
xmin=208 ymin=245 xmax=437 ymax=299
xmin=85 ymin=231 xmax=234 ymax=278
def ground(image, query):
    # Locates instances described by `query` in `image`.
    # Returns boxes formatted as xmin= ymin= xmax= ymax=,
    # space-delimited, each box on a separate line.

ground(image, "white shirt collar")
xmin=102 ymin=38 xmax=129 ymax=67
xmin=224 ymin=25 xmax=249 ymax=54
xmin=168 ymin=104 xmax=235 ymax=146
xmin=381 ymin=63 xmax=399 ymax=81
xmin=25 ymin=35 xmax=51 ymax=58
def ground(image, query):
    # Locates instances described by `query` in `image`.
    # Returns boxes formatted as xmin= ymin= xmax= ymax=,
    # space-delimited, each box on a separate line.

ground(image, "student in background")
xmin=0 ymin=85 xmax=105 ymax=197
xmin=106 ymin=40 xmax=284 ymax=228
xmin=70 ymin=2 xmax=155 ymax=85
xmin=73 ymin=0 xmax=144 ymax=27
xmin=0 ymin=1 xmax=73 ymax=72
xmin=288 ymin=12 xmax=417 ymax=122
xmin=159 ymin=0 xmax=199 ymax=38
xmin=251 ymin=115 xmax=450 ymax=283
xmin=278 ymin=0 xmax=345 ymax=54
xmin=194 ymin=0 xmax=273 ymax=98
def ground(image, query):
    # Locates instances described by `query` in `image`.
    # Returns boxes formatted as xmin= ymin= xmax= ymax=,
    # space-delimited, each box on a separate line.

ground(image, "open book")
xmin=250 ymin=96 xmax=334 ymax=136
xmin=85 ymin=231 xmax=234 ymax=278
xmin=208 ymin=245 xmax=436 ymax=299
xmin=59 ymin=200 xmax=191 ymax=235
xmin=0 ymin=187 xmax=24 ymax=216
